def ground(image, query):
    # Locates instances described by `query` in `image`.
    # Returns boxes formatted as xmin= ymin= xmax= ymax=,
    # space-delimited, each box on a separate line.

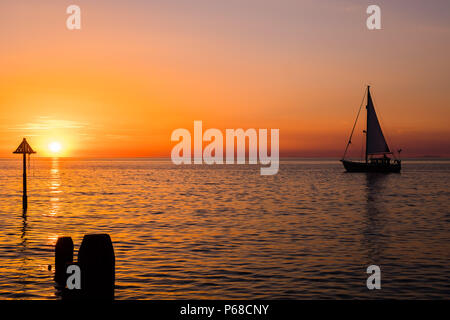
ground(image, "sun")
xmin=48 ymin=141 xmax=62 ymax=153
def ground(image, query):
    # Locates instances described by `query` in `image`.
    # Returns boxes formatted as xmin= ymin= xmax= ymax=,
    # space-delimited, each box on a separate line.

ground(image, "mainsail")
xmin=366 ymin=87 xmax=390 ymax=155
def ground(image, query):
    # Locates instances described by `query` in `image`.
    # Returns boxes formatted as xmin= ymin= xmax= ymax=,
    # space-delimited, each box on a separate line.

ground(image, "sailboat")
xmin=341 ymin=86 xmax=401 ymax=173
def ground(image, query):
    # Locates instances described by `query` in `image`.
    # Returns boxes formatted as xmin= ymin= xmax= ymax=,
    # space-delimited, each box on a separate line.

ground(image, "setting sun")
xmin=48 ymin=141 xmax=62 ymax=153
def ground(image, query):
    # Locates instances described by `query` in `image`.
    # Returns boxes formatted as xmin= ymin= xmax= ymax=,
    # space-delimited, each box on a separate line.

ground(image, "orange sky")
xmin=1 ymin=0 xmax=449 ymax=158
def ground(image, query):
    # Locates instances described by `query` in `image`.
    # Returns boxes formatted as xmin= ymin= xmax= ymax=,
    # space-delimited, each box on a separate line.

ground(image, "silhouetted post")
xmin=13 ymin=138 xmax=36 ymax=210
xmin=78 ymin=234 xmax=115 ymax=299
xmin=22 ymin=153 xmax=26 ymax=208
xmin=55 ymin=236 xmax=74 ymax=286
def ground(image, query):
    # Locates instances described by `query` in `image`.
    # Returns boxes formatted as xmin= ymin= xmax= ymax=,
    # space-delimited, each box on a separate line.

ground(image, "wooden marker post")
xmin=55 ymin=236 xmax=74 ymax=286
xmin=78 ymin=234 xmax=115 ymax=299
xmin=13 ymin=138 xmax=36 ymax=210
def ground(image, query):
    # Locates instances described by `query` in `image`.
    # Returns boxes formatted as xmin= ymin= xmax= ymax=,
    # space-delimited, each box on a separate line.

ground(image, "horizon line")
xmin=0 ymin=155 xmax=449 ymax=160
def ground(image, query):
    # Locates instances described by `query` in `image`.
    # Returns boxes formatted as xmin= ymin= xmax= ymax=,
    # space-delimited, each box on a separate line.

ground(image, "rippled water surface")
xmin=0 ymin=158 xmax=449 ymax=299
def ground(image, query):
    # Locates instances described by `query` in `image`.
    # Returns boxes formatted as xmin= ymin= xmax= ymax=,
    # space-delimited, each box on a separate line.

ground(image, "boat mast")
xmin=365 ymin=86 xmax=370 ymax=163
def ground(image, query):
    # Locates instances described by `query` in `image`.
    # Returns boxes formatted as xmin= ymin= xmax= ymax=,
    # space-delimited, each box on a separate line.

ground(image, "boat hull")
xmin=341 ymin=160 xmax=401 ymax=173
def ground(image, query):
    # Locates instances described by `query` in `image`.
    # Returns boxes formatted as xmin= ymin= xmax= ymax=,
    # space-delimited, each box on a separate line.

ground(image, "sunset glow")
xmin=0 ymin=1 xmax=449 ymax=158
xmin=48 ymin=141 xmax=62 ymax=153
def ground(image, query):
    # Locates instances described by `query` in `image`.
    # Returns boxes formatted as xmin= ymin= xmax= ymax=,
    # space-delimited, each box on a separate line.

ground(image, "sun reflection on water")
xmin=46 ymin=234 xmax=59 ymax=246
xmin=49 ymin=157 xmax=61 ymax=216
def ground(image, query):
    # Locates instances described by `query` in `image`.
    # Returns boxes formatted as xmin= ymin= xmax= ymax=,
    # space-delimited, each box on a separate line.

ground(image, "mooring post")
xmin=78 ymin=234 xmax=115 ymax=299
xmin=13 ymin=138 xmax=36 ymax=210
xmin=22 ymin=153 xmax=27 ymax=209
xmin=55 ymin=236 xmax=74 ymax=286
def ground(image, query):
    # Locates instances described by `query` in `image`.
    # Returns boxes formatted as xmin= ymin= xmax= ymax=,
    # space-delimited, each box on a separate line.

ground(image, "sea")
xmin=0 ymin=158 xmax=449 ymax=299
